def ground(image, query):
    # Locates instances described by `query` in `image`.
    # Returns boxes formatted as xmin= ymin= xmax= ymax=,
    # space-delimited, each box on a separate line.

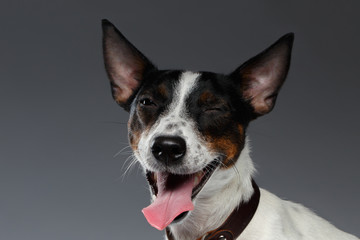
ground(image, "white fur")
xmin=240 ymin=188 xmax=358 ymax=240
xmin=136 ymin=71 xmax=216 ymax=175
xmin=168 ymin=140 xmax=255 ymax=240
xmin=166 ymin=140 xmax=358 ymax=240
xmin=133 ymin=71 xmax=358 ymax=240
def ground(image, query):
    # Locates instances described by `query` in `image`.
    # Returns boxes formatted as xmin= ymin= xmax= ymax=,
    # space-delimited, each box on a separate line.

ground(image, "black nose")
xmin=151 ymin=136 xmax=186 ymax=165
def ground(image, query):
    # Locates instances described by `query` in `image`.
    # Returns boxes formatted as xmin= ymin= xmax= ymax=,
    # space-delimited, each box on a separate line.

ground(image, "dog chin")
xmin=144 ymin=159 xmax=220 ymax=224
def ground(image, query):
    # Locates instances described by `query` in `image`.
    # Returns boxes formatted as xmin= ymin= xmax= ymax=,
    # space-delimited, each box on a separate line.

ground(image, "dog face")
xmin=131 ymin=70 xmax=251 ymax=174
xmin=102 ymin=19 xmax=293 ymax=230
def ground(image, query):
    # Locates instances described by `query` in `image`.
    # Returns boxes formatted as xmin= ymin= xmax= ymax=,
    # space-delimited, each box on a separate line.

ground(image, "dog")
xmin=101 ymin=19 xmax=358 ymax=240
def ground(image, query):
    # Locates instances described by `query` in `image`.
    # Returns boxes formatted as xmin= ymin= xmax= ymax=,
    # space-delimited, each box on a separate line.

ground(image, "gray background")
xmin=0 ymin=0 xmax=359 ymax=239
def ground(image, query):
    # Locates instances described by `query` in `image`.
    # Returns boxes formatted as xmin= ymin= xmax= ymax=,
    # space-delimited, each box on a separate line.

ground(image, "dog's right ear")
xmin=102 ymin=19 xmax=156 ymax=111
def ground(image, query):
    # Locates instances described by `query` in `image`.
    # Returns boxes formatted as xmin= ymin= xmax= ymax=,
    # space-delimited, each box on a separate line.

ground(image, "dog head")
xmin=102 ymin=19 xmax=293 ymax=230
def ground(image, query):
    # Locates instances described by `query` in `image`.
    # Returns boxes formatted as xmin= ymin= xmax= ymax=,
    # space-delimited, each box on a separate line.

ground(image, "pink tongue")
xmin=142 ymin=173 xmax=195 ymax=230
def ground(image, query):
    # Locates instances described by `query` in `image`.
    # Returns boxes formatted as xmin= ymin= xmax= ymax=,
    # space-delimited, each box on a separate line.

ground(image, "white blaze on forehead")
xmin=136 ymin=71 xmax=216 ymax=174
xmin=170 ymin=71 xmax=200 ymax=116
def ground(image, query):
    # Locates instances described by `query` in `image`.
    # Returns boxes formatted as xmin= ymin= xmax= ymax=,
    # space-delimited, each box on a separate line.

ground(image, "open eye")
xmin=139 ymin=97 xmax=156 ymax=106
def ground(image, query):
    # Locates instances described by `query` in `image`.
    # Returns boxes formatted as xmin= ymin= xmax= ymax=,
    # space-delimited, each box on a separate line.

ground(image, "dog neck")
xmin=166 ymin=141 xmax=256 ymax=240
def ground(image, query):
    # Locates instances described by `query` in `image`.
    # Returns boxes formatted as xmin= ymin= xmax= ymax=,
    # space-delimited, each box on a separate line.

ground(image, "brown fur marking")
xmin=205 ymin=124 xmax=245 ymax=169
xmin=157 ymin=83 xmax=169 ymax=99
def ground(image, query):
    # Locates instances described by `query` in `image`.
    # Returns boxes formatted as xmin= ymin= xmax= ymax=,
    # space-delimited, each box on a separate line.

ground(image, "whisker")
xmin=231 ymin=164 xmax=241 ymax=180
xmin=121 ymin=154 xmax=136 ymax=170
xmin=114 ymin=145 xmax=133 ymax=157
xmin=120 ymin=155 xmax=139 ymax=180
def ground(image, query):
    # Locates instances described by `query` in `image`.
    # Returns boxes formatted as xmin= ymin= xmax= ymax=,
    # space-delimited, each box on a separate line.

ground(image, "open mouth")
xmin=142 ymin=159 xmax=220 ymax=230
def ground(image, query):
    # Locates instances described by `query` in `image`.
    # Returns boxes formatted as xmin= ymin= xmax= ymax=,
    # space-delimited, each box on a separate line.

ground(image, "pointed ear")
xmin=102 ymin=19 xmax=156 ymax=111
xmin=231 ymin=33 xmax=294 ymax=117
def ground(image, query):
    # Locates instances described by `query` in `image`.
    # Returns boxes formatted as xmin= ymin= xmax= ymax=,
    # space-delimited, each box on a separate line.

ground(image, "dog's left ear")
xmin=231 ymin=33 xmax=294 ymax=117
xmin=102 ymin=19 xmax=156 ymax=111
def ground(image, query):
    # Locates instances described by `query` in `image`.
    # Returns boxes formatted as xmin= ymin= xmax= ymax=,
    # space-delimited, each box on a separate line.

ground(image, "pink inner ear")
xmin=103 ymin=22 xmax=152 ymax=107
xmin=105 ymin=39 xmax=145 ymax=104
xmin=111 ymin=64 xmax=142 ymax=104
xmin=242 ymin=50 xmax=289 ymax=115
xmin=237 ymin=33 xmax=293 ymax=116
xmin=243 ymin=63 xmax=277 ymax=112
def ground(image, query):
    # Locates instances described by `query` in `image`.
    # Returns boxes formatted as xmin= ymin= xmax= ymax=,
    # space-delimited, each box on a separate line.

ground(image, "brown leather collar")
xmin=166 ymin=179 xmax=260 ymax=240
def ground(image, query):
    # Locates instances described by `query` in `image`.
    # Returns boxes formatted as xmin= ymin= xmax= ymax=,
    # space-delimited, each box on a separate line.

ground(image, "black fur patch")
xmin=128 ymin=70 xmax=183 ymax=136
xmin=128 ymin=70 xmax=255 ymax=167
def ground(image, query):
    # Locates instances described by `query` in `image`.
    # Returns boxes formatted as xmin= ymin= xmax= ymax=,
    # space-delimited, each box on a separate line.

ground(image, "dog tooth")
xmin=194 ymin=175 xmax=200 ymax=186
